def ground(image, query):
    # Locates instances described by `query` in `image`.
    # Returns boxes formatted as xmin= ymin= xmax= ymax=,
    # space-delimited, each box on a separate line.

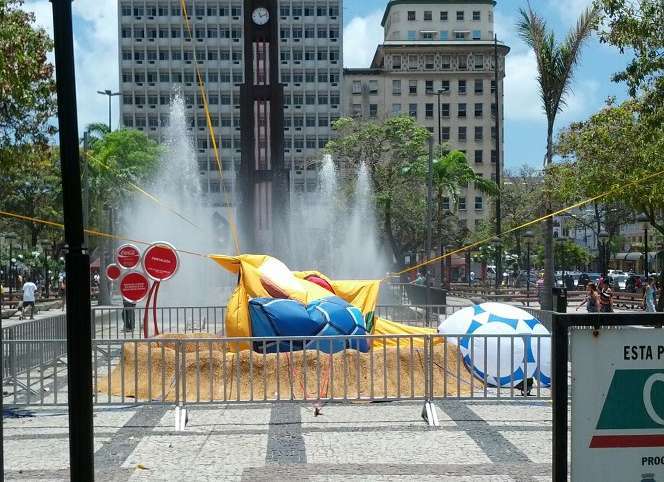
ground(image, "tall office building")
xmin=343 ymin=0 xmax=509 ymax=228
xmin=118 ymin=1 xmax=343 ymax=214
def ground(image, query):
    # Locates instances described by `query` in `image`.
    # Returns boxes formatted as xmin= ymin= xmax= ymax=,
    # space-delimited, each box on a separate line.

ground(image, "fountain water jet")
xmin=122 ymin=94 xmax=233 ymax=306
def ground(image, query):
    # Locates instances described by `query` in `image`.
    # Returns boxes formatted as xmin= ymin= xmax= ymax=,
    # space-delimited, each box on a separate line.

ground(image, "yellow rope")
xmin=86 ymin=153 xmax=201 ymax=230
xmin=179 ymin=0 xmax=241 ymax=255
xmin=0 ymin=210 xmax=205 ymax=258
xmin=390 ymin=167 xmax=664 ymax=279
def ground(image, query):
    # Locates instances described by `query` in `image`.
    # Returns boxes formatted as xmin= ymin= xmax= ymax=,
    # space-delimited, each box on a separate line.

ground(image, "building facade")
xmin=343 ymin=0 xmax=509 ymax=228
xmin=118 ymin=0 xmax=342 ymax=207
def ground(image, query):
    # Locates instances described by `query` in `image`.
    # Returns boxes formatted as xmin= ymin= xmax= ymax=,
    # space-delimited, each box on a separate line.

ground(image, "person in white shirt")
xmin=21 ymin=278 xmax=38 ymax=320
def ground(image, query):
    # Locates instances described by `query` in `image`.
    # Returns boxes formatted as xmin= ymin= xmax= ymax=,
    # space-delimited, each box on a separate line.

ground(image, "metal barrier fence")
xmin=2 ymin=315 xmax=67 ymax=392
xmin=2 ymin=332 xmax=551 ymax=407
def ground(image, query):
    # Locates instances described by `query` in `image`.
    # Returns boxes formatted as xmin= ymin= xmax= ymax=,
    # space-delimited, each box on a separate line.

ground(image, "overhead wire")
xmin=179 ymin=0 xmax=241 ymax=255
xmin=85 ymin=152 xmax=202 ymax=230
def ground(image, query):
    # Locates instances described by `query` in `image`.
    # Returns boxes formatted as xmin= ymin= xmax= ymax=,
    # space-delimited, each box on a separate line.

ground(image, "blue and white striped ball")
xmin=438 ymin=303 xmax=550 ymax=387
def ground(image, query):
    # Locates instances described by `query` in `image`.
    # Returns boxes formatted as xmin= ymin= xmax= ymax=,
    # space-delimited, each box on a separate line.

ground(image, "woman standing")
xmin=644 ymin=278 xmax=657 ymax=312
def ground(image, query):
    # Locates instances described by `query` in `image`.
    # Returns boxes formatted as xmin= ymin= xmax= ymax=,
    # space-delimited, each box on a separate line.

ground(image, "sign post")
xmin=571 ymin=328 xmax=664 ymax=480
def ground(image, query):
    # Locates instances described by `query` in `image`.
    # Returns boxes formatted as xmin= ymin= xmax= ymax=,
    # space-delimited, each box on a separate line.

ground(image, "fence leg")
xmin=174 ymin=404 xmax=188 ymax=431
xmin=421 ymin=335 xmax=440 ymax=427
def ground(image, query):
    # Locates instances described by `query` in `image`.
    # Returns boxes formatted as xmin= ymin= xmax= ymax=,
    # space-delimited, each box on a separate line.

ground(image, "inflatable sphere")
xmin=438 ymin=303 xmax=551 ymax=387
xmin=249 ymin=296 xmax=369 ymax=354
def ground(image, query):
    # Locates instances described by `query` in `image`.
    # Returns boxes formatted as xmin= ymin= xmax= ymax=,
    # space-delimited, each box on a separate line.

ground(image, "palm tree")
xmin=433 ymin=150 xmax=498 ymax=286
xmin=517 ymin=3 xmax=599 ymax=309
xmin=84 ymin=122 xmax=111 ymax=147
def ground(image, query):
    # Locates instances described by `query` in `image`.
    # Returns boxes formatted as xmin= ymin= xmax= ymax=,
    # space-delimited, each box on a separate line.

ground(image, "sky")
xmin=23 ymin=0 xmax=632 ymax=171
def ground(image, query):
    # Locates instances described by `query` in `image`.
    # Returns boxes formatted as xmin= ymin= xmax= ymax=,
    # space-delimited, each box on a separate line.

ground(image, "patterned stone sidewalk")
xmin=3 ymin=400 xmax=552 ymax=481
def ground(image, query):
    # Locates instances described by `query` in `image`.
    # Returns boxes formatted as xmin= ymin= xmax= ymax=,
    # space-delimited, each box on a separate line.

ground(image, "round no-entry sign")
xmin=117 ymin=244 xmax=141 ymax=269
xmin=106 ymin=263 xmax=122 ymax=281
xmin=119 ymin=272 xmax=150 ymax=303
xmin=143 ymin=242 xmax=179 ymax=281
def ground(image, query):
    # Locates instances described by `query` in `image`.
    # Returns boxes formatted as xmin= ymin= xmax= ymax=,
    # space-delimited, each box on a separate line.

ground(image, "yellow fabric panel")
xmin=371 ymin=317 xmax=437 ymax=349
xmin=293 ymin=271 xmax=381 ymax=316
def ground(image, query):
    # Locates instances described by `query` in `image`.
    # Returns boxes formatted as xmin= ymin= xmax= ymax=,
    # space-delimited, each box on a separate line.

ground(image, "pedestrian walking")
xmin=21 ymin=277 xmax=38 ymax=320
xmin=644 ymin=278 xmax=657 ymax=312
xmin=577 ymin=282 xmax=599 ymax=312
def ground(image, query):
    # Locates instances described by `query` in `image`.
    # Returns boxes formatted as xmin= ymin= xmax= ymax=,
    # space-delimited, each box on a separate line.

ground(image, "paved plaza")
xmin=3 ymin=400 xmax=553 ymax=481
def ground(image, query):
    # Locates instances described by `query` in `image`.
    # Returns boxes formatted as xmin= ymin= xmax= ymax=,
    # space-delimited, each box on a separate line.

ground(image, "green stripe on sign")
xmin=596 ymin=369 xmax=664 ymax=430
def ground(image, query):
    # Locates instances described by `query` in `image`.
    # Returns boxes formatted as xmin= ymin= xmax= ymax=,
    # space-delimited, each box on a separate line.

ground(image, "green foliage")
xmin=594 ymin=0 xmax=664 ymax=101
xmin=0 ymin=146 xmax=62 ymax=247
xmin=0 ymin=0 xmax=56 ymax=153
xmin=555 ymin=97 xmax=664 ymax=236
xmin=536 ymin=240 xmax=591 ymax=271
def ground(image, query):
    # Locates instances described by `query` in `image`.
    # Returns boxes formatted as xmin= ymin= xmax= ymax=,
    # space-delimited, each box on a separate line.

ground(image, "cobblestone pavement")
xmin=3 ymin=400 xmax=552 ymax=481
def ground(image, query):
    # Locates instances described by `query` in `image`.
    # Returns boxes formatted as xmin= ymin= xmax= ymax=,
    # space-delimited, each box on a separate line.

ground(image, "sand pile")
xmin=97 ymin=334 xmax=476 ymax=402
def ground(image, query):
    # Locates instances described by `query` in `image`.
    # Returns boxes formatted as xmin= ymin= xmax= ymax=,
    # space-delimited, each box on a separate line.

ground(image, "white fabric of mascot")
xmin=438 ymin=302 xmax=551 ymax=387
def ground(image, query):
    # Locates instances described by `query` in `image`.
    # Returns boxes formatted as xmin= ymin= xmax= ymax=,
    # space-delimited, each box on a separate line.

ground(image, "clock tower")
xmin=240 ymin=0 xmax=286 ymax=254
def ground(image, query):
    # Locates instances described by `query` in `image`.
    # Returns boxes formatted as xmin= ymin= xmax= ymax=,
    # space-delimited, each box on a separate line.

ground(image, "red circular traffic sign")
xmin=117 ymin=244 xmax=141 ymax=269
xmin=119 ymin=272 xmax=150 ymax=303
xmin=142 ymin=242 xmax=179 ymax=281
xmin=106 ymin=263 xmax=122 ymax=281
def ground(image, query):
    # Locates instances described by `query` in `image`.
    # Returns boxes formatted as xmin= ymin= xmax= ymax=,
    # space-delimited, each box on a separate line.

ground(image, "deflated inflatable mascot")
xmin=209 ymin=254 xmax=437 ymax=350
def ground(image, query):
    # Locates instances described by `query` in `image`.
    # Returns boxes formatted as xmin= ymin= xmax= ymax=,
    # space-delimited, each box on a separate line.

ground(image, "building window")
xmin=474 ymin=103 xmax=483 ymax=117
xmin=425 ymin=55 xmax=435 ymax=69
xmin=441 ymin=126 xmax=450 ymax=141
xmin=407 ymin=30 xmax=416 ymax=40
xmin=455 ymin=31 xmax=466 ymax=40
xmin=475 ymin=196 xmax=483 ymax=210
xmin=392 ymin=103 xmax=402 ymax=115
xmin=442 ymin=197 xmax=450 ymax=210
xmin=440 ymin=11 xmax=448 ymax=21
xmin=491 ymin=150 xmax=497 ymax=163
xmin=441 ymin=103 xmax=450 ymax=118
xmin=474 ymin=55 xmax=484 ymax=69
xmin=422 ymin=32 xmax=434 ymax=40
xmin=491 ymin=80 xmax=497 ymax=93
xmin=369 ymin=79 xmax=378 ymax=94
xmin=393 ymin=55 xmax=402 ymax=69
xmin=491 ymin=103 xmax=497 ymax=118
xmin=491 ymin=126 xmax=497 ymax=140
xmin=473 ymin=10 xmax=481 ymax=21
xmin=425 ymin=80 xmax=434 ymax=94
xmin=474 ymin=79 xmax=484 ymax=94
xmin=407 ymin=11 xmax=416 ymax=21
xmin=352 ymin=80 xmax=362 ymax=94
xmin=369 ymin=104 xmax=378 ymax=118
xmin=458 ymin=103 xmax=466 ymax=118
xmin=409 ymin=80 xmax=418 ymax=94
xmin=352 ymin=104 xmax=362 ymax=117
xmin=458 ymin=56 xmax=468 ymax=70
xmin=458 ymin=80 xmax=466 ymax=95
xmin=474 ymin=150 xmax=483 ymax=163
xmin=441 ymin=55 xmax=451 ymax=69
xmin=441 ymin=80 xmax=450 ymax=92
xmin=456 ymin=11 xmax=464 ymax=21
xmin=409 ymin=103 xmax=418 ymax=118
xmin=459 ymin=197 xmax=466 ymax=210
xmin=425 ymin=103 xmax=434 ymax=118
xmin=458 ymin=126 xmax=467 ymax=141
xmin=392 ymin=79 xmax=401 ymax=95
xmin=440 ymin=31 xmax=448 ymax=40
xmin=473 ymin=30 xmax=481 ymax=40
xmin=424 ymin=10 xmax=432 ymax=21
xmin=474 ymin=126 xmax=483 ymax=140
xmin=280 ymin=5 xmax=290 ymax=16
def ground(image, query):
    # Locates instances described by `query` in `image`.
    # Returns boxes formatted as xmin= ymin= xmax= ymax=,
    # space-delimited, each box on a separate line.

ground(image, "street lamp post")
xmin=523 ymin=230 xmax=534 ymax=306
xmin=40 ymin=239 xmax=51 ymax=298
xmin=491 ymin=237 xmax=502 ymax=290
xmin=637 ymin=213 xmax=650 ymax=280
xmin=598 ymin=230 xmax=609 ymax=277
xmin=6 ymin=232 xmax=16 ymax=296
xmin=435 ymin=87 xmax=449 ymax=146
xmin=425 ymin=137 xmax=434 ymax=326
xmin=96 ymin=89 xmax=121 ymax=131
xmin=556 ymin=235 xmax=568 ymax=287
xmin=493 ymin=35 xmax=502 ymax=290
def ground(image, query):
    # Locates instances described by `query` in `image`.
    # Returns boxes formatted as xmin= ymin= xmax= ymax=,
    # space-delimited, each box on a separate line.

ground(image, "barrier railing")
xmin=2 ymin=332 xmax=551 ymax=409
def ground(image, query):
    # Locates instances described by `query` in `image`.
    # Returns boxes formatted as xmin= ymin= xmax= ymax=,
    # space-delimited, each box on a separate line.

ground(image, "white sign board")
xmin=571 ymin=328 xmax=664 ymax=481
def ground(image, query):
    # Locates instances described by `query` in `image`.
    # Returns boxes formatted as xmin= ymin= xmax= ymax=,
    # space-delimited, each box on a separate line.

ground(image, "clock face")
xmin=252 ymin=7 xmax=270 ymax=25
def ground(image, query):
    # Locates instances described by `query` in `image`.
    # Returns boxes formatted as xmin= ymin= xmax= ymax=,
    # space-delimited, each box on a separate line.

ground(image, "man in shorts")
xmin=21 ymin=277 xmax=38 ymax=320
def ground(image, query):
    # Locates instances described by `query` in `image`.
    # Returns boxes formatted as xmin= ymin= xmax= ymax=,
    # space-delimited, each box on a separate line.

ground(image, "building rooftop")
xmin=381 ymin=0 xmax=498 ymax=26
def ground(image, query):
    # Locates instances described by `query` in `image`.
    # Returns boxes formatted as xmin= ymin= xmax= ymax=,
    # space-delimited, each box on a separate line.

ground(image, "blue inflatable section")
xmin=248 ymin=296 xmax=369 ymax=354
